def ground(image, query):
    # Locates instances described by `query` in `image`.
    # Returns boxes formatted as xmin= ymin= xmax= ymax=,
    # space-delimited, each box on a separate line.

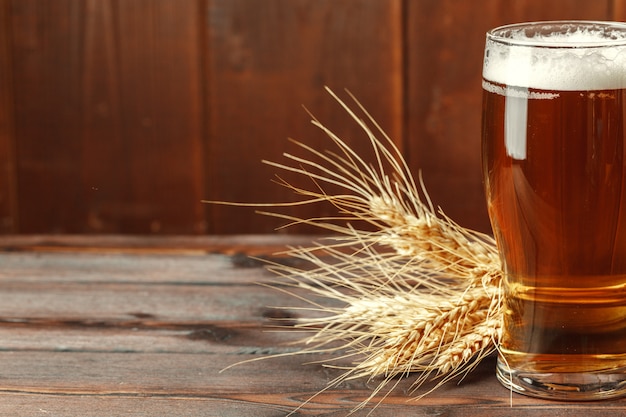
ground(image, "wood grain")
xmin=8 ymin=0 xmax=205 ymax=234
xmin=2 ymin=1 xmax=626 ymax=236
xmin=0 ymin=235 xmax=624 ymax=416
xmin=0 ymin=0 xmax=17 ymax=233
xmin=205 ymin=0 xmax=404 ymax=234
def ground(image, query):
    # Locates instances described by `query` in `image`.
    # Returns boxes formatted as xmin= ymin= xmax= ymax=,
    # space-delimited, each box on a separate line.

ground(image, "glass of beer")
xmin=482 ymin=21 xmax=626 ymax=400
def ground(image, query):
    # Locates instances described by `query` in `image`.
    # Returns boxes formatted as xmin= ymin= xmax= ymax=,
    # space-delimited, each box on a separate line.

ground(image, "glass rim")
xmin=486 ymin=20 xmax=626 ymax=48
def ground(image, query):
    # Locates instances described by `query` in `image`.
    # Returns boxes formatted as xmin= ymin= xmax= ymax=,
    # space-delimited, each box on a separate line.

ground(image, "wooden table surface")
xmin=0 ymin=235 xmax=625 ymax=417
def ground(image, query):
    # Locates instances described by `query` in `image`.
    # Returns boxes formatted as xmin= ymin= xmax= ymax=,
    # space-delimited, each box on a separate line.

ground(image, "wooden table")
xmin=0 ymin=235 xmax=624 ymax=416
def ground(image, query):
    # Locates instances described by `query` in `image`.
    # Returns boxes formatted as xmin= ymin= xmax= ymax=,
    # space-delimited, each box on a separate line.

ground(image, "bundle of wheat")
xmin=214 ymin=88 xmax=504 ymax=415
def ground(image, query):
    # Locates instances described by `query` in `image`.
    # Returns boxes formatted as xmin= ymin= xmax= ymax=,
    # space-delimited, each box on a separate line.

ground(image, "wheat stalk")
xmin=212 ymin=87 xmax=503 ymax=415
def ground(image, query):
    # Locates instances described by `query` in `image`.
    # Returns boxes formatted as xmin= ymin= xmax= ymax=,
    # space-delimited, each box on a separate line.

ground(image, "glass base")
xmin=496 ymin=356 xmax=626 ymax=401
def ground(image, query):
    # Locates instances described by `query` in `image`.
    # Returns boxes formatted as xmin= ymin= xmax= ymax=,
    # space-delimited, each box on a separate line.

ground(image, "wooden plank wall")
xmin=0 ymin=0 xmax=621 ymax=235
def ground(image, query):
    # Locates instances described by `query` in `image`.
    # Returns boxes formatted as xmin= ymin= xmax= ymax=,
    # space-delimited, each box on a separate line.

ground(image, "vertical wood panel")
xmin=205 ymin=0 xmax=404 ymax=234
xmin=0 ymin=0 xmax=18 ymax=232
xmin=80 ymin=0 xmax=206 ymax=234
xmin=11 ymin=0 xmax=87 ymax=233
xmin=4 ymin=0 xmax=624 ymax=235
xmin=406 ymin=0 xmax=612 ymax=234
xmin=10 ymin=0 xmax=205 ymax=234
xmin=612 ymin=0 xmax=626 ymax=20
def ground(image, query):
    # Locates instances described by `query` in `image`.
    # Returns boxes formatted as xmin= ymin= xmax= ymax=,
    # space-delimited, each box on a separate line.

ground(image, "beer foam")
xmin=483 ymin=24 xmax=626 ymax=91
xmin=482 ymin=80 xmax=559 ymax=99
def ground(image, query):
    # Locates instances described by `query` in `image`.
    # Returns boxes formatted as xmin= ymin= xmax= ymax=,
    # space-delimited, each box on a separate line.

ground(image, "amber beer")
xmin=482 ymin=21 xmax=626 ymax=399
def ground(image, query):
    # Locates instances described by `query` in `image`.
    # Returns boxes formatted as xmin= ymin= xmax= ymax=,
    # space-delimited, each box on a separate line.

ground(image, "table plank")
xmin=0 ymin=281 xmax=290 ymax=322
xmin=0 ymin=395 xmax=621 ymax=417
xmin=0 ymin=352 xmax=622 ymax=417
xmin=0 ymin=326 xmax=305 ymax=355
xmin=0 ymin=235 xmax=624 ymax=416
xmin=0 ymin=234 xmax=319 ymax=255
xmin=0 ymin=252 xmax=274 ymax=284
xmin=0 ymin=394 xmax=287 ymax=417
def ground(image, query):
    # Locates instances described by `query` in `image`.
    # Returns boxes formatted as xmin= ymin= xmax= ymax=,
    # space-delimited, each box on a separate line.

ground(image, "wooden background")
xmin=0 ymin=0 xmax=623 ymax=235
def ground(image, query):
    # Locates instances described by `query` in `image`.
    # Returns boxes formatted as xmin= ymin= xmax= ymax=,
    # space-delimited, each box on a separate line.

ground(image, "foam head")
xmin=483 ymin=21 xmax=626 ymax=91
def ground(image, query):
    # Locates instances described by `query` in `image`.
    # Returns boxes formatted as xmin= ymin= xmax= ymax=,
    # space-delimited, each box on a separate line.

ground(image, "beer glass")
xmin=482 ymin=21 xmax=626 ymax=399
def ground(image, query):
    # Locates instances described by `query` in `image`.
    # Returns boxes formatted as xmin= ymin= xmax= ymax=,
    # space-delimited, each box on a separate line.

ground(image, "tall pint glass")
xmin=482 ymin=21 xmax=626 ymax=399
